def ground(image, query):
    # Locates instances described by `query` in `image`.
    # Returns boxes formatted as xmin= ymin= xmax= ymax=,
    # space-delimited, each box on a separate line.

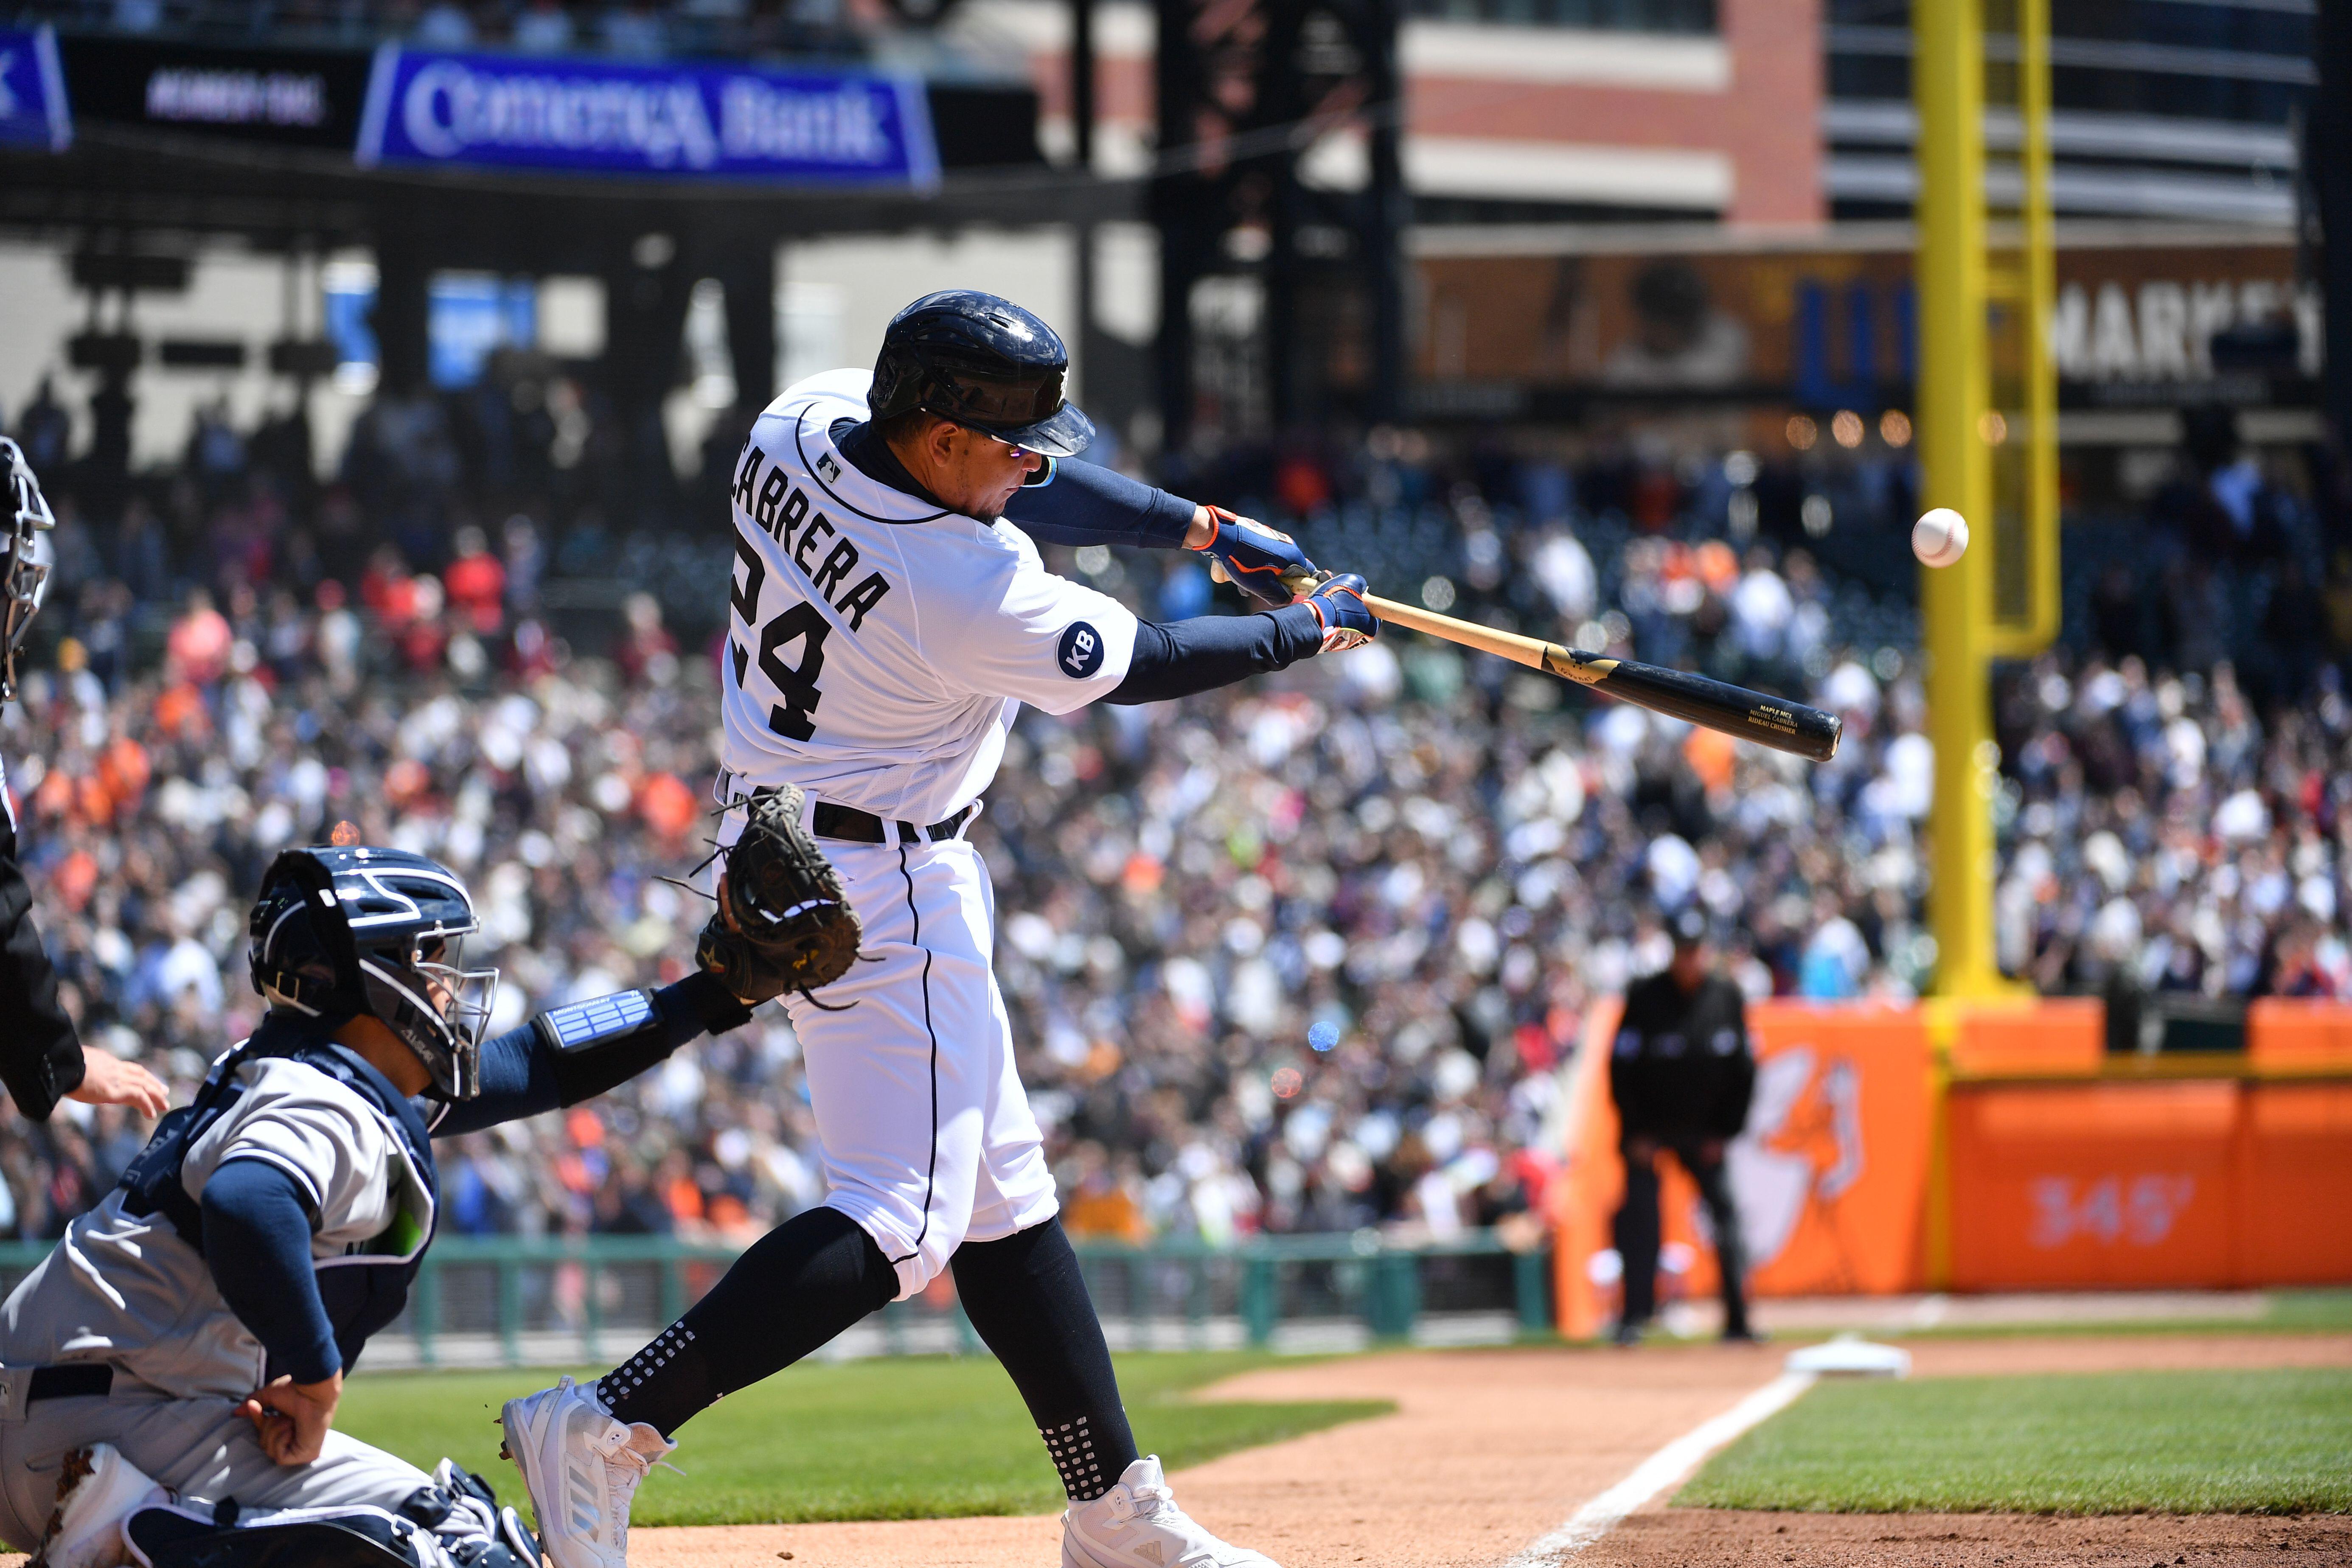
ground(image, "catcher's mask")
xmin=1 ymin=436 xmax=57 ymax=705
xmin=249 ymin=845 xmax=499 ymax=1100
xmin=868 ymin=290 xmax=1096 ymax=459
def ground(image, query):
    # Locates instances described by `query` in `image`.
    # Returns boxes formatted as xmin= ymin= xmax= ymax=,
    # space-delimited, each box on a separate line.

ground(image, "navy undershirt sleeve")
xmin=1002 ymin=460 xmax=1198 ymax=549
xmin=201 ymin=1158 xmax=342 ymax=1386
xmin=1106 ymin=604 xmax=1325 ymax=704
xmin=432 ymin=973 xmax=748 ymax=1138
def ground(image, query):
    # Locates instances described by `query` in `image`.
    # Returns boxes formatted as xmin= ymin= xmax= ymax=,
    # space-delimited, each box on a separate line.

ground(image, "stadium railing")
xmin=0 ymin=1230 xmax=1555 ymax=1371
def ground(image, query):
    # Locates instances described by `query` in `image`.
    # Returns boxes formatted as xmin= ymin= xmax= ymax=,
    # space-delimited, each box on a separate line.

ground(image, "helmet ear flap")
xmin=868 ymin=340 xmax=927 ymax=423
xmin=251 ymin=849 xmax=360 ymax=1013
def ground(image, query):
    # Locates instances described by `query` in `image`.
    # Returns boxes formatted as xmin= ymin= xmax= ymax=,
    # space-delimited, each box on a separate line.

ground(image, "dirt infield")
xmin=1583 ymin=1508 xmax=2352 ymax=1566
xmin=630 ymin=1333 xmax=2352 ymax=1568
xmin=2 ymin=1333 xmax=2340 ymax=1567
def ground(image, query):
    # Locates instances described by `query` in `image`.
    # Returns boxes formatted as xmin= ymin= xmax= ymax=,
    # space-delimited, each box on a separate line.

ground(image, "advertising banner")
xmin=54 ymin=34 xmax=377 ymax=150
xmin=0 ymin=26 xmax=70 ymax=151
xmin=356 ymin=48 xmax=938 ymax=189
xmin=1412 ymin=233 xmax=2314 ymax=416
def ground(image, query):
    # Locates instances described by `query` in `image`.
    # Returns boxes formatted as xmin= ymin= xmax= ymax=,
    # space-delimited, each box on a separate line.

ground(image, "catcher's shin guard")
xmin=123 ymin=1503 xmax=452 ymax=1568
xmin=418 ymin=1460 xmax=542 ymax=1567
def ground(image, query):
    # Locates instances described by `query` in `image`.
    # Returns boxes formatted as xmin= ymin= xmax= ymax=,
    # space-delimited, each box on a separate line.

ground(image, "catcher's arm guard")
xmin=699 ymin=785 xmax=863 ymax=1005
xmin=531 ymin=973 xmax=754 ymax=1107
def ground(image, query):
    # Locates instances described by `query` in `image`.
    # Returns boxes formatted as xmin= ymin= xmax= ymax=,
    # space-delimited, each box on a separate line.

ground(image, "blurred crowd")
xmin=0 ymin=383 xmax=2348 ymax=1254
xmin=1994 ymin=654 xmax=2352 ymax=1003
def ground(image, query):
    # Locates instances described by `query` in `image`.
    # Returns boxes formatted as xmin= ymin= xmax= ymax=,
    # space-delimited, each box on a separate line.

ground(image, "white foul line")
xmin=1502 ymin=1371 xmax=1818 ymax=1566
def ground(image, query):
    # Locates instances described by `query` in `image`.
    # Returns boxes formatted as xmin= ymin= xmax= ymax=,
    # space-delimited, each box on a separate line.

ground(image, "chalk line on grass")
xmin=1502 ymin=1370 xmax=1817 ymax=1566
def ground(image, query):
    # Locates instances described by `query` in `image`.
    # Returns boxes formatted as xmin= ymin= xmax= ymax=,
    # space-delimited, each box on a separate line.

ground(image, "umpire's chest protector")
xmin=118 ymin=1017 xmax=439 ymax=1375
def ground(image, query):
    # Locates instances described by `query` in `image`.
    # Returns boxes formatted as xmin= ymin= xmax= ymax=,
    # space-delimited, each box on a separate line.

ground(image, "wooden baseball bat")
xmin=1297 ymin=575 xmax=1842 ymax=761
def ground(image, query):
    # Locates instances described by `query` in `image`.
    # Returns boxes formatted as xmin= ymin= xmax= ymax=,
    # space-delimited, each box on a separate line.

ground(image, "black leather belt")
xmin=27 ymin=1364 xmax=112 ymax=1403
xmin=811 ymin=801 xmax=975 ymax=845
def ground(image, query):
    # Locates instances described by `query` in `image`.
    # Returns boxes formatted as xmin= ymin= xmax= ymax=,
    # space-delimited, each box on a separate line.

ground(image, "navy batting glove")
xmin=1300 ymin=572 xmax=1377 ymax=651
xmin=1192 ymin=505 xmax=1319 ymax=610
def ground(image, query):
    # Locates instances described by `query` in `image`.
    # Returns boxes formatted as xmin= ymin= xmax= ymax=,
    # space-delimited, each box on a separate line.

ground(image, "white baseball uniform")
xmin=719 ymin=370 xmax=1140 ymax=1298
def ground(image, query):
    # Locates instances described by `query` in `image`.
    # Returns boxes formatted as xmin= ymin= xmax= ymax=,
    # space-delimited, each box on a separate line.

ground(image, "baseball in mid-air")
xmin=1912 ymin=508 xmax=1970 ymax=568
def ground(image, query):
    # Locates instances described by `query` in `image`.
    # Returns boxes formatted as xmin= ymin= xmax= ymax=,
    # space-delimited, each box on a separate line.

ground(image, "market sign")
xmin=356 ymin=48 xmax=938 ymax=189
xmin=1410 ymin=234 xmax=2315 ymax=414
xmin=0 ymin=26 xmax=70 ymax=151
xmin=54 ymin=35 xmax=376 ymax=150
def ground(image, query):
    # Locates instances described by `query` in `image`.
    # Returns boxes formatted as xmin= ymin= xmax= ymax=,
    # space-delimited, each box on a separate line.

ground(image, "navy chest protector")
xmin=118 ymin=1015 xmax=440 ymax=1376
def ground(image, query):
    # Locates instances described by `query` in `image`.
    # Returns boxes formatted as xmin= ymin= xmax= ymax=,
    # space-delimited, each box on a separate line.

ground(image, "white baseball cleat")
xmin=500 ymin=1376 xmax=676 ymax=1568
xmin=1061 ymin=1456 xmax=1281 ymax=1568
xmin=34 ymin=1443 xmax=167 ymax=1568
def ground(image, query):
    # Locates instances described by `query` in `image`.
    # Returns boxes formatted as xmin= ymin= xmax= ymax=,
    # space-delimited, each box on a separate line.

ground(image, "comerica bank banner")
xmin=356 ymin=48 xmax=938 ymax=188
xmin=0 ymin=27 xmax=73 ymax=150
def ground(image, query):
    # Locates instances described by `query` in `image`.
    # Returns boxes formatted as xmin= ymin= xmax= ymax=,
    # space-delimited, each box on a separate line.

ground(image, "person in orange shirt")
xmin=163 ymin=587 xmax=233 ymax=686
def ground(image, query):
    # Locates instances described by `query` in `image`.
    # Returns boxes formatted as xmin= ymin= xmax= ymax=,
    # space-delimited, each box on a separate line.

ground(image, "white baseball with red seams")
xmin=1911 ymin=508 xmax=1970 ymax=568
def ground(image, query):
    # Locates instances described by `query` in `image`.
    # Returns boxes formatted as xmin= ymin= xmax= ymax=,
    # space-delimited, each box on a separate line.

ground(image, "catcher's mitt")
xmin=697 ymin=785 xmax=862 ymax=1004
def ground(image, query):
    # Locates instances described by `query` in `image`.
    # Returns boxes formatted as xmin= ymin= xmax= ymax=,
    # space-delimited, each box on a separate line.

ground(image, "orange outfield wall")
xmin=1550 ymin=999 xmax=2352 ymax=1334
xmin=1945 ymin=1079 xmax=2352 ymax=1289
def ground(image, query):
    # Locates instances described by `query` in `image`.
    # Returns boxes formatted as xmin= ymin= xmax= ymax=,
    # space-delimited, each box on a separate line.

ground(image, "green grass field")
xmin=1868 ymin=1288 xmax=2352 ymax=1343
xmin=1679 ymin=1368 xmax=2352 ymax=1515
xmin=2263 ymin=1289 xmax=2352 ymax=1333
xmin=340 ymin=1352 xmax=1390 ymax=1527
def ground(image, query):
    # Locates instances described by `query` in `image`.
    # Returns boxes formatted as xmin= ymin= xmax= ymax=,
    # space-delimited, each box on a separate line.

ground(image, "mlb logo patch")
xmin=817 ymin=453 xmax=842 ymax=482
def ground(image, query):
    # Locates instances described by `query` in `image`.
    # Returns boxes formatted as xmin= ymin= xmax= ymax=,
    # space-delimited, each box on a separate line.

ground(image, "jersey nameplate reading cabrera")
xmin=727 ymin=438 xmax=894 ymax=741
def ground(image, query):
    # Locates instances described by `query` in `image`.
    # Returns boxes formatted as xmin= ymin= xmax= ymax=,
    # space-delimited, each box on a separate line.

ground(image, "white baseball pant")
xmin=761 ymin=826 xmax=1061 ymax=1300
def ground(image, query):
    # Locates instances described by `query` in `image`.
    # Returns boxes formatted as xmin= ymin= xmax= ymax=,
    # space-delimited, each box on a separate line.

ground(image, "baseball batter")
xmin=0 ymin=844 xmax=755 ymax=1568
xmin=502 ymin=292 xmax=1378 ymax=1568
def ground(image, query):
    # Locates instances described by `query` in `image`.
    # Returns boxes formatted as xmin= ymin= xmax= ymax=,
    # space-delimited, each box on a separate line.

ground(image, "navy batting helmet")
xmin=249 ymin=845 xmax=499 ymax=1100
xmin=869 ymin=290 xmax=1096 ymax=458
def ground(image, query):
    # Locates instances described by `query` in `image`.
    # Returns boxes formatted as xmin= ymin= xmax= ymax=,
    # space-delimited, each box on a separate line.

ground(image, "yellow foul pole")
xmin=1915 ymin=0 xmax=2004 ymax=999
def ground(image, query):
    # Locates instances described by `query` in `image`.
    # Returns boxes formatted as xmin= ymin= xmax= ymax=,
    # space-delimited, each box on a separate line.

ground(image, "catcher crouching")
xmin=0 ymin=843 xmax=757 ymax=1568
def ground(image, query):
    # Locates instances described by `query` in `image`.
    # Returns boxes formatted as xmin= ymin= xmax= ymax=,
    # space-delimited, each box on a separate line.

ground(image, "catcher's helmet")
xmin=2 ymin=436 xmax=57 ymax=705
xmin=868 ymin=290 xmax=1095 ymax=458
xmin=249 ymin=845 xmax=499 ymax=1100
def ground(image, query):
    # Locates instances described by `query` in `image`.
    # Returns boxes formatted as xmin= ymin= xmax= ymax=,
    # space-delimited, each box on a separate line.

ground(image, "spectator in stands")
xmin=1608 ymin=910 xmax=1757 ymax=1345
xmin=601 ymin=0 xmax=669 ymax=55
xmin=512 ymin=0 xmax=578 ymax=50
xmin=414 ymin=0 xmax=477 ymax=44
xmin=444 ymin=524 xmax=508 ymax=635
